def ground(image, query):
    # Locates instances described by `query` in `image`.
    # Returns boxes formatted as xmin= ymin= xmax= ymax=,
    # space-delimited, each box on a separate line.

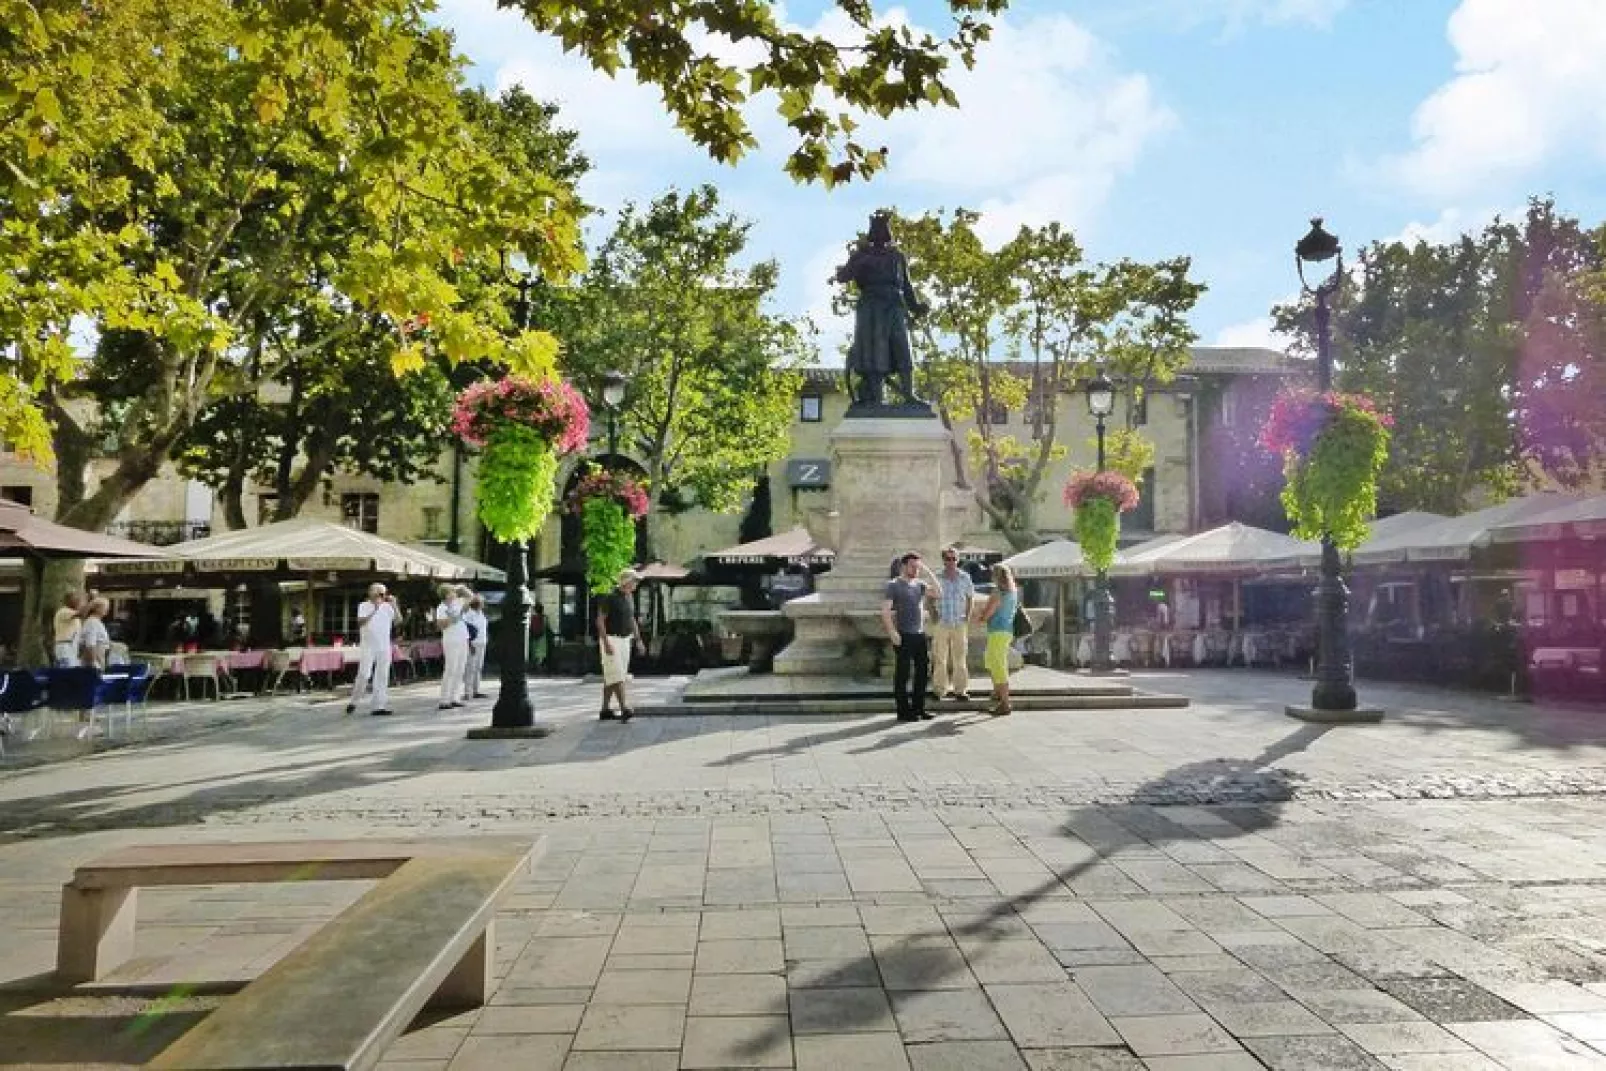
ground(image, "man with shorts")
xmin=595 ymin=568 xmax=644 ymax=722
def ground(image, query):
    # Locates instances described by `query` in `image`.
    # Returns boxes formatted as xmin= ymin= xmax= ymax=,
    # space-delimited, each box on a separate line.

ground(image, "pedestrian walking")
xmin=881 ymin=551 xmax=941 ymax=722
xmin=463 ymin=593 xmax=489 ymax=699
xmin=931 ymin=546 xmax=975 ymax=701
xmin=434 ymin=583 xmax=469 ymax=710
xmin=52 ymin=591 xmax=84 ymax=668
xmin=974 ymin=563 xmax=1020 ymax=716
xmin=595 ymin=568 xmax=644 ymax=722
xmin=348 ymin=583 xmax=397 ymax=716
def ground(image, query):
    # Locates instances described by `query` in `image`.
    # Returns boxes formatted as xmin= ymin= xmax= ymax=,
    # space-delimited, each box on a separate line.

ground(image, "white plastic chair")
xmin=181 ymin=654 xmax=223 ymax=701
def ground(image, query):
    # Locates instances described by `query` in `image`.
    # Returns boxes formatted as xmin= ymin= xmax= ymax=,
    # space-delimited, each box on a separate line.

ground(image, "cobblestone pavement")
xmin=4 ymin=671 xmax=1606 ymax=1068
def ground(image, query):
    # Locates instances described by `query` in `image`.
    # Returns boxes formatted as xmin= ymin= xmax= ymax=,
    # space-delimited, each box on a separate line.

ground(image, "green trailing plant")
xmin=1063 ymin=471 xmax=1139 ymax=572
xmin=1260 ymin=389 xmax=1392 ymax=550
xmin=566 ymin=465 xmax=650 ymax=593
xmin=453 ymin=376 xmax=589 ymax=543
xmin=580 ymin=497 xmax=636 ymax=594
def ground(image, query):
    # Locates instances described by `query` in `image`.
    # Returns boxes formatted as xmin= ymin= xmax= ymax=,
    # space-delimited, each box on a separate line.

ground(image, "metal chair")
xmin=181 ymin=654 xmax=223 ymax=701
xmin=45 ymin=667 xmax=119 ymax=742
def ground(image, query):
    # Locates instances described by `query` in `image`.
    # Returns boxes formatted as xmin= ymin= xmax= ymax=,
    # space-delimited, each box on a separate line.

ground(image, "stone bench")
xmin=57 ymin=837 xmax=538 ymax=1070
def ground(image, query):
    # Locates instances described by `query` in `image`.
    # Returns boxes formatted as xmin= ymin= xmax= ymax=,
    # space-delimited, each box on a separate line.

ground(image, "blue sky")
xmin=435 ymin=0 xmax=1606 ymax=360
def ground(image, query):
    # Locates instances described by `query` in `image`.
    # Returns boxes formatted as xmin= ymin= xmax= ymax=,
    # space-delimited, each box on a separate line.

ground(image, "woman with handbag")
xmin=973 ymin=564 xmax=1020 ymax=716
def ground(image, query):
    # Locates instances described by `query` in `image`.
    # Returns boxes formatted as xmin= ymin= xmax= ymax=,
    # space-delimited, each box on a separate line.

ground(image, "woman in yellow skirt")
xmin=974 ymin=563 xmax=1019 ymax=715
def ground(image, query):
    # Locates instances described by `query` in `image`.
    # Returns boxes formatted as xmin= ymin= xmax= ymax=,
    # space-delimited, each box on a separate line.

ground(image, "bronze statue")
xmin=836 ymin=212 xmax=929 ymax=410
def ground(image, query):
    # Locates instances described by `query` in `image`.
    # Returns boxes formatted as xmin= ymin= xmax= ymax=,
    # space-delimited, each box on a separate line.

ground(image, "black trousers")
xmin=893 ymin=631 xmax=930 ymax=716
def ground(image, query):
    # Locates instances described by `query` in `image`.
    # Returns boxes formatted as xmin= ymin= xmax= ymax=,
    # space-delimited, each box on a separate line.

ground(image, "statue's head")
xmin=867 ymin=212 xmax=893 ymax=246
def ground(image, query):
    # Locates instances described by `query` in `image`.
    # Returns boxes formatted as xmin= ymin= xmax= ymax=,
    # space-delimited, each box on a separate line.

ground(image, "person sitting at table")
xmin=52 ymin=591 xmax=84 ymax=668
xmin=463 ymin=592 xmax=489 ymax=701
xmin=348 ymin=583 xmax=397 ymax=717
xmin=434 ymin=583 xmax=469 ymax=710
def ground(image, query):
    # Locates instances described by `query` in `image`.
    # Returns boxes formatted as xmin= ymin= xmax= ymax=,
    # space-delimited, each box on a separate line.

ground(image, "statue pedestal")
xmin=773 ymin=416 xmax=969 ymax=677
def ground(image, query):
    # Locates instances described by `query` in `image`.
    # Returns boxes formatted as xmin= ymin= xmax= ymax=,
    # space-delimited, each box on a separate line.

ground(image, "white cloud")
xmin=1387 ymin=0 xmax=1606 ymax=198
xmin=1214 ymin=317 xmax=1292 ymax=351
xmin=1384 ymin=205 xmax=1512 ymax=248
xmin=878 ymin=16 xmax=1173 ymax=241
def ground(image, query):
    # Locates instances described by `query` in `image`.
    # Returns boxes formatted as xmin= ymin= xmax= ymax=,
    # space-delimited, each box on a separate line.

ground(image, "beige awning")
xmin=1110 ymin=523 xmax=1308 ymax=577
xmin=1001 ymin=539 xmax=1086 ymax=580
xmin=1484 ymin=493 xmax=1606 ymax=545
xmin=1351 ymin=493 xmax=1580 ymax=565
xmin=99 ymin=518 xmax=493 ymax=582
xmin=705 ymin=526 xmax=833 ymax=566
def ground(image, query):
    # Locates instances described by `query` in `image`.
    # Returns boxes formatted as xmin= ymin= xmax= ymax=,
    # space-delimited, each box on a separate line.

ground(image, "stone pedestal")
xmin=774 ymin=416 xmax=970 ymax=677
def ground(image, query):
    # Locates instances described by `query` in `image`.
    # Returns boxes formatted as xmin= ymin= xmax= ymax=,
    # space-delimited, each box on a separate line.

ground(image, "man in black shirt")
xmin=595 ymin=568 xmax=645 ymax=721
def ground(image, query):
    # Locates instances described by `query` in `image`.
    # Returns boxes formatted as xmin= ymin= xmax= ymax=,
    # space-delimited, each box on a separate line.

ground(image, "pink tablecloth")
xmin=298 ymin=648 xmax=348 ymax=675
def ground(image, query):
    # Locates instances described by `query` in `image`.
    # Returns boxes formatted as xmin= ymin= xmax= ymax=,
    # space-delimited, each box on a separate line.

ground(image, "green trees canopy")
xmin=559 ymin=186 xmax=810 ymax=541
xmin=1275 ymin=199 xmax=1606 ymax=514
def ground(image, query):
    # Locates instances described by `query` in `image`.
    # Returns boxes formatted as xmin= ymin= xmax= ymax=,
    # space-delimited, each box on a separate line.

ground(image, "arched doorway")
xmin=555 ymin=454 xmax=651 ymax=639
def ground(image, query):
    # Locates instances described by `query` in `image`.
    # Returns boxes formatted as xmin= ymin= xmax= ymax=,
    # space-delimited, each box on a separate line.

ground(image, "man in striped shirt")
xmin=931 ymin=547 xmax=975 ymax=700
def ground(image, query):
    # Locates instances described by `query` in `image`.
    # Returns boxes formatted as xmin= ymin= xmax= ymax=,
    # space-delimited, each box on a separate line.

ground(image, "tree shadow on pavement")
xmin=738 ymin=721 xmax=1332 ymax=1058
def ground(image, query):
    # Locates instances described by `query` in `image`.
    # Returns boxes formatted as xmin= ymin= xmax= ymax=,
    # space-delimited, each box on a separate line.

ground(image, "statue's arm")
xmin=834 ymin=245 xmax=865 ymax=284
xmin=898 ymin=252 xmax=929 ymax=317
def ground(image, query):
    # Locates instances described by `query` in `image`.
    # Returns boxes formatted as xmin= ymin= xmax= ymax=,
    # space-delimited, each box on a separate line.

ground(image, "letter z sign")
xmin=786 ymin=458 xmax=831 ymax=489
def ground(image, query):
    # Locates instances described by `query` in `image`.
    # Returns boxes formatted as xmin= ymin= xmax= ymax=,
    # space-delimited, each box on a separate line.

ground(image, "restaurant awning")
xmin=1265 ymin=511 xmax=1449 ymax=569
xmin=1110 ymin=523 xmax=1309 ymax=577
xmin=0 ymin=500 xmax=168 ymax=561
xmin=704 ymin=526 xmax=834 ymax=567
xmin=404 ymin=543 xmax=507 ymax=583
xmin=1350 ymin=493 xmax=1580 ymax=565
xmin=1484 ymin=493 xmax=1606 ymax=544
xmin=97 ymin=518 xmax=497 ymax=585
xmin=1000 ymin=539 xmax=1086 ymax=580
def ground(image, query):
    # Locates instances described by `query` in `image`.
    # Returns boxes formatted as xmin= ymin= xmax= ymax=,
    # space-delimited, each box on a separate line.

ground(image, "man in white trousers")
xmin=348 ymin=583 xmax=398 ymax=716
xmin=463 ymin=592 xmax=489 ymax=700
xmin=435 ymin=583 xmax=469 ymax=710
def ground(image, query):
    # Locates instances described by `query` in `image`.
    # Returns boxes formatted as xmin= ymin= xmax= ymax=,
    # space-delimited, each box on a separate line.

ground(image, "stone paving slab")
xmin=5 ymin=671 xmax=1606 ymax=1067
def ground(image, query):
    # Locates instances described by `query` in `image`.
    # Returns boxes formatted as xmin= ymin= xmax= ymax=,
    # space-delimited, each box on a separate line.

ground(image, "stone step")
xmin=635 ymin=692 xmax=1189 ymax=717
xmin=681 ymin=682 xmax=1138 ymax=704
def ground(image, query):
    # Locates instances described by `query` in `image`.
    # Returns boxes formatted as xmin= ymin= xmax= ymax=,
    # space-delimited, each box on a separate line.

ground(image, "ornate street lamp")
xmin=601 ymin=370 xmax=628 ymax=456
xmin=1086 ymin=367 xmax=1117 ymax=675
xmin=1294 ymin=218 xmax=1360 ymax=714
xmin=471 ymin=256 xmax=548 ymax=737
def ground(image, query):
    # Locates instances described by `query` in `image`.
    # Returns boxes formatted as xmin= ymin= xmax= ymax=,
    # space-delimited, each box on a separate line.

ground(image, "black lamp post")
xmin=469 ymin=260 xmax=549 ymax=738
xmin=601 ymin=370 xmax=628 ymax=456
xmin=1289 ymin=218 xmax=1374 ymax=720
xmin=1086 ymin=367 xmax=1117 ymax=674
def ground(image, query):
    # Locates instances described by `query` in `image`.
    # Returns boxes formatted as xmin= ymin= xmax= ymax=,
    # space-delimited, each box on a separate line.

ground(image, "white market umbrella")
xmin=1110 ymin=522 xmax=1308 ymax=577
xmin=1268 ymin=511 xmax=1449 ymax=569
xmin=1351 ymin=493 xmax=1579 ymax=565
xmin=1000 ymin=539 xmax=1087 ymax=580
xmin=1484 ymin=493 xmax=1606 ymax=544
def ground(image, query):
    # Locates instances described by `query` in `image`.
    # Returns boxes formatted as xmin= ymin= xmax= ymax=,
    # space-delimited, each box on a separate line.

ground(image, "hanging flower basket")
xmin=452 ymin=376 xmax=590 ymax=544
xmin=1258 ymin=388 xmax=1392 ymax=550
xmin=566 ymin=465 xmax=651 ymax=593
xmin=1063 ymin=471 xmax=1140 ymax=573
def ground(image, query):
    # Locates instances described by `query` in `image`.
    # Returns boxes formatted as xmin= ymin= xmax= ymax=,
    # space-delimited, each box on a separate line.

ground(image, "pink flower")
xmin=452 ymin=375 xmax=591 ymax=454
xmin=1259 ymin=388 xmax=1392 ymax=456
xmin=1063 ymin=470 xmax=1141 ymax=513
xmin=565 ymin=465 xmax=650 ymax=519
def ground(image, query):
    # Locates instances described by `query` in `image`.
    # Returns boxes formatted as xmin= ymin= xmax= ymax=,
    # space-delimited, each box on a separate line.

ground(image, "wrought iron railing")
xmin=104 ymin=520 xmax=211 ymax=546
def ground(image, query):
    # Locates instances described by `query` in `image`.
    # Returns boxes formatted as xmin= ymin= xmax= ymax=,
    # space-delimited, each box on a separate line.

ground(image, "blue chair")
xmin=45 ymin=667 xmax=121 ymax=742
xmin=1 ymin=669 xmax=45 ymax=714
xmin=105 ymin=663 xmax=153 ymax=735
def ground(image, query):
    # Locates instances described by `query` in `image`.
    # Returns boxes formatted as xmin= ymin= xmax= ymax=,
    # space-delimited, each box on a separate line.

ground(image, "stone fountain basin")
xmin=718 ymin=609 xmax=794 ymax=639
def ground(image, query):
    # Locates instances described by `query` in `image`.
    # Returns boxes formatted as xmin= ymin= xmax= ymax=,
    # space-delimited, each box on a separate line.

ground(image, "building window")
xmin=800 ymin=394 xmax=823 ymax=422
xmin=320 ymin=593 xmax=364 ymax=640
xmin=421 ymin=506 xmax=443 ymax=540
xmin=1 ymin=485 xmax=33 ymax=507
xmin=341 ymin=492 xmax=379 ymax=534
xmin=977 ymin=400 xmax=1008 ymax=426
xmin=257 ymin=494 xmax=279 ymax=526
xmin=1219 ymin=392 xmax=1238 ymax=428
